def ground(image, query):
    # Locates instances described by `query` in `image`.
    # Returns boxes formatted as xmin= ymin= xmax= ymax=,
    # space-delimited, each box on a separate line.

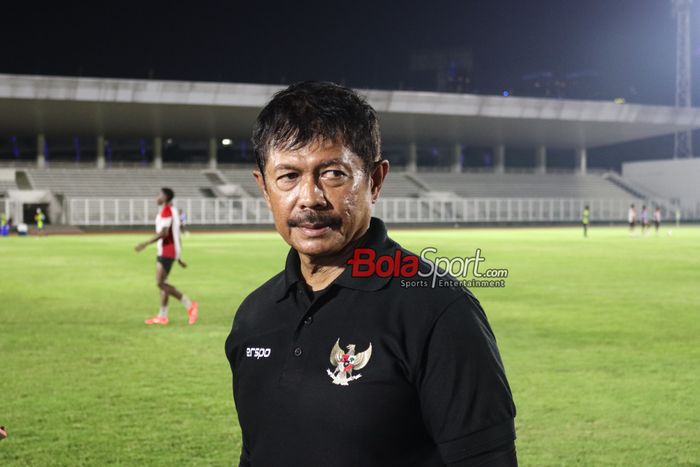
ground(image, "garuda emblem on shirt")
xmin=326 ymin=338 xmax=372 ymax=386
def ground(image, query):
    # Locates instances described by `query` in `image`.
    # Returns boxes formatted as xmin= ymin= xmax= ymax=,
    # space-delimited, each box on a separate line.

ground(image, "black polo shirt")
xmin=225 ymin=217 xmax=516 ymax=467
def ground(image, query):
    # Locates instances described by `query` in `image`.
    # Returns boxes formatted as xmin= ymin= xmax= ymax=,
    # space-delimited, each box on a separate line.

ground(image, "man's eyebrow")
xmin=272 ymin=163 xmax=302 ymax=172
xmin=316 ymin=158 xmax=352 ymax=169
xmin=273 ymin=158 xmax=352 ymax=172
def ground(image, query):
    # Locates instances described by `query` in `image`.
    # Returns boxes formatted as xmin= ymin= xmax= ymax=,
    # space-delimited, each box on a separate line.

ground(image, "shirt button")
xmin=293 ymin=347 xmax=303 ymax=357
xmin=303 ymin=316 xmax=313 ymax=325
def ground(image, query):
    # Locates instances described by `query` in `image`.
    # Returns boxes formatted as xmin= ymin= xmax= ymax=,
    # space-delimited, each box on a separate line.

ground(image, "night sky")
xmin=1 ymin=0 xmax=698 ymax=165
xmin=3 ymin=0 xmax=694 ymax=104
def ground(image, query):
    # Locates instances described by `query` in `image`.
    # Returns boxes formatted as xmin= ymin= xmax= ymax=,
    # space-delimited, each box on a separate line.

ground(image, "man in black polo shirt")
xmin=225 ymin=81 xmax=517 ymax=466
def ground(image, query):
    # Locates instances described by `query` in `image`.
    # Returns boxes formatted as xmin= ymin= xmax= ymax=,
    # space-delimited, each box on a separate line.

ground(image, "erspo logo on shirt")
xmin=246 ymin=347 xmax=271 ymax=359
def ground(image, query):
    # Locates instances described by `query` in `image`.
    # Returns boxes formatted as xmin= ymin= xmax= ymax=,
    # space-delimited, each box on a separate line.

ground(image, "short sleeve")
xmin=159 ymin=206 xmax=173 ymax=228
xmin=417 ymin=294 xmax=516 ymax=464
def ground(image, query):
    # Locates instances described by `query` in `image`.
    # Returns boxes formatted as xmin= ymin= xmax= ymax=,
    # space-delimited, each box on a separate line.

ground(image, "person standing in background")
xmin=653 ymin=207 xmax=661 ymax=235
xmin=628 ymin=204 xmax=636 ymax=236
xmin=135 ymin=187 xmax=199 ymax=326
xmin=640 ymin=205 xmax=649 ymax=235
xmin=0 ymin=213 xmax=9 ymax=237
xmin=582 ymin=205 xmax=590 ymax=238
xmin=179 ymin=210 xmax=189 ymax=236
xmin=34 ymin=208 xmax=46 ymax=236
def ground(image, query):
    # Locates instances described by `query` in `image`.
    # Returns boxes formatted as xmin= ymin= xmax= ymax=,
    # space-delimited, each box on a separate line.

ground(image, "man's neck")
xmin=298 ymin=225 xmax=370 ymax=291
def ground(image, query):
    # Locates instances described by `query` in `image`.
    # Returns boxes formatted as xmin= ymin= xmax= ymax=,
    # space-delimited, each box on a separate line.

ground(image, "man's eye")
xmin=322 ymin=170 xmax=345 ymax=179
xmin=278 ymin=173 xmax=299 ymax=181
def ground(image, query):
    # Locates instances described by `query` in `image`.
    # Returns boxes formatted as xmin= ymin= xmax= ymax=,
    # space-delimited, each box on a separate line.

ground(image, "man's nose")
xmin=297 ymin=175 xmax=327 ymax=209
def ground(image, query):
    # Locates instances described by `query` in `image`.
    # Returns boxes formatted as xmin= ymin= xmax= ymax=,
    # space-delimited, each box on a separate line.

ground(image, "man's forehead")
xmin=268 ymin=141 xmax=362 ymax=168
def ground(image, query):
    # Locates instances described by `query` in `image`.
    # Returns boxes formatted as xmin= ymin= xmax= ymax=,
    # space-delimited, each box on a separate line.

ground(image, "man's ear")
xmin=253 ymin=170 xmax=272 ymax=209
xmin=369 ymin=160 xmax=390 ymax=203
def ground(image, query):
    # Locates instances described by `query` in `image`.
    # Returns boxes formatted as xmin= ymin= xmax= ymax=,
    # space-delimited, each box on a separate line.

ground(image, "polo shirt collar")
xmin=278 ymin=217 xmax=394 ymax=301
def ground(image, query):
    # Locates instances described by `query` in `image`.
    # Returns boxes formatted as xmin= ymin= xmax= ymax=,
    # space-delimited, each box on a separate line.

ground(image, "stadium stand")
xmin=2 ymin=166 xmax=676 ymax=226
xmin=16 ymin=167 xmax=636 ymax=200
xmin=415 ymin=172 xmax=632 ymax=199
xmin=25 ymin=168 xmax=215 ymax=198
xmin=218 ymin=168 xmax=427 ymax=198
xmin=378 ymin=173 xmax=425 ymax=197
xmin=0 ymin=168 xmax=17 ymax=195
xmin=218 ymin=168 xmax=263 ymax=197
xmin=2 ymin=74 xmax=698 ymax=225
xmin=0 ymin=179 xmax=17 ymax=195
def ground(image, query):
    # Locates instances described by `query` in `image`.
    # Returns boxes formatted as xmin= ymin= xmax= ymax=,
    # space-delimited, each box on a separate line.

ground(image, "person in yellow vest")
xmin=34 ymin=208 xmax=46 ymax=235
xmin=582 ymin=205 xmax=590 ymax=238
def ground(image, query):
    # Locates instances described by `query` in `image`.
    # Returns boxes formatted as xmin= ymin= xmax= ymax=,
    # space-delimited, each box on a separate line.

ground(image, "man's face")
xmin=156 ymin=191 xmax=166 ymax=206
xmin=254 ymin=139 xmax=387 ymax=259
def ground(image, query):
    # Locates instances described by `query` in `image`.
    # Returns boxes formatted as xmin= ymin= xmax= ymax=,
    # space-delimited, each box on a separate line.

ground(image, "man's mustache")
xmin=287 ymin=211 xmax=342 ymax=229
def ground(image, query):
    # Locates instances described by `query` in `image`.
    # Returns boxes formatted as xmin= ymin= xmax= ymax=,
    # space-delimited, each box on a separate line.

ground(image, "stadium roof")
xmin=1 ymin=73 xmax=700 ymax=149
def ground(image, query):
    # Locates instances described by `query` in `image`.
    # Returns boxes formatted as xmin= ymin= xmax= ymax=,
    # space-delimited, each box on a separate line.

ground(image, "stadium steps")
xmin=380 ymin=172 xmax=425 ymax=197
xmin=602 ymin=172 xmax=669 ymax=201
xmin=218 ymin=169 xmax=260 ymax=197
xmin=0 ymin=169 xmax=19 ymax=194
xmin=603 ymin=171 xmax=676 ymax=213
xmin=602 ymin=172 xmax=649 ymax=199
xmin=415 ymin=172 xmax=633 ymax=199
xmin=203 ymin=170 xmax=228 ymax=186
xmin=0 ymin=181 xmax=18 ymax=195
xmin=26 ymin=168 xmax=215 ymax=198
xmin=199 ymin=187 xmax=217 ymax=198
xmin=15 ymin=167 xmax=664 ymax=207
xmin=219 ymin=168 xmax=427 ymax=198
xmin=15 ymin=170 xmax=33 ymax=190
xmin=403 ymin=172 xmax=432 ymax=193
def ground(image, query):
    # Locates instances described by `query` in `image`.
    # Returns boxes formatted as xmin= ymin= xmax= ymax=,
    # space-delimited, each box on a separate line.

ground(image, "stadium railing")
xmin=65 ymin=196 xmax=656 ymax=226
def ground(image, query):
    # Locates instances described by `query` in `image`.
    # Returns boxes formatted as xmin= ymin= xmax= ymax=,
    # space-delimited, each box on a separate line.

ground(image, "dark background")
xmin=1 ymin=0 xmax=697 ymax=167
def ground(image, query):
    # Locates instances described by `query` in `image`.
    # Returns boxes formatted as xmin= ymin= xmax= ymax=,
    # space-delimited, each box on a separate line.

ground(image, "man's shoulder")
xmin=234 ymin=271 xmax=286 ymax=319
xmin=160 ymin=205 xmax=173 ymax=217
xmin=382 ymin=245 xmax=481 ymax=317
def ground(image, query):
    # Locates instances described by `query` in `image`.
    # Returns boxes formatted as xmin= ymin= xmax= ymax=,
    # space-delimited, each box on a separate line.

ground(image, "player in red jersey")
xmin=135 ymin=187 xmax=198 ymax=325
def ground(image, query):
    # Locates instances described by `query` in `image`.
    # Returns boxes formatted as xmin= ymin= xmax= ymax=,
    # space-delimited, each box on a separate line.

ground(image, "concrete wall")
xmin=6 ymin=189 xmax=62 ymax=224
xmin=622 ymin=158 xmax=700 ymax=209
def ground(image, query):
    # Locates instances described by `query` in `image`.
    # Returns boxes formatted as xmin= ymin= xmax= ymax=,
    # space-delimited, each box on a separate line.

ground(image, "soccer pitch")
xmin=1 ymin=226 xmax=699 ymax=466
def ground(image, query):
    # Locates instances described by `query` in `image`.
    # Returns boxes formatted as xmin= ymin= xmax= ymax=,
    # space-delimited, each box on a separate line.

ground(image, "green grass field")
xmin=1 ymin=225 xmax=699 ymax=466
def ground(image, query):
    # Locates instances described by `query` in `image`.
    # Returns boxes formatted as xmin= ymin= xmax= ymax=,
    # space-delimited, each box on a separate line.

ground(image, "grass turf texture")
xmin=1 ymin=226 xmax=699 ymax=466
